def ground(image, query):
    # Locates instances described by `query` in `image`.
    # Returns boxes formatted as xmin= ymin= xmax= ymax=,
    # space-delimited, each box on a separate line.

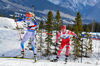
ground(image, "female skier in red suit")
xmin=52 ymin=25 xmax=80 ymax=62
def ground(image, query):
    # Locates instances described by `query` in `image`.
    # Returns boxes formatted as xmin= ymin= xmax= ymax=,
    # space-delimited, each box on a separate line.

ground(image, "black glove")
xmin=78 ymin=38 xmax=83 ymax=42
xmin=28 ymin=26 xmax=32 ymax=28
xmin=56 ymin=43 xmax=58 ymax=47
xmin=15 ymin=19 xmax=17 ymax=22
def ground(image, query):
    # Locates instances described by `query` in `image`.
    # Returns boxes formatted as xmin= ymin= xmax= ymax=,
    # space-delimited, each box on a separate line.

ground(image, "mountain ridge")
xmin=48 ymin=0 xmax=100 ymax=21
xmin=0 ymin=0 xmax=94 ymax=24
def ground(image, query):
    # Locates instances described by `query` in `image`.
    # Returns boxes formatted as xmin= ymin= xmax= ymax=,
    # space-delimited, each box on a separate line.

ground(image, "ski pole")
xmin=36 ymin=30 xmax=54 ymax=36
xmin=32 ymin=6 xmax=53 ymax=36
xmin=16 ymin=22 xmax=22 ymax=40
xmin=21 ymin=29 xmax=54 ymax=36
xmin=79 ymin=39 xmax=99 ymax=61
xmin=83 ymin=44 xmax=99 ymax=61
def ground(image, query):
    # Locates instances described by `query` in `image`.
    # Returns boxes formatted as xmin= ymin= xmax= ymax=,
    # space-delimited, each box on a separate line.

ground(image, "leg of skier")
xmin=52 ymin=42 xmax=66 ymax=62
xmin=65 ymin=41 xmax=70 ymax=63
xmin=31 ymin=32 xmax=37 ymax=62
xmin=18 ymin=31 xmax=31 ymax=58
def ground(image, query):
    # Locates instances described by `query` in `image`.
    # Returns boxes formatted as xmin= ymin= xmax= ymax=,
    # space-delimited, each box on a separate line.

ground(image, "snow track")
xmin=0 ymin=58 xmax=99 ymax=66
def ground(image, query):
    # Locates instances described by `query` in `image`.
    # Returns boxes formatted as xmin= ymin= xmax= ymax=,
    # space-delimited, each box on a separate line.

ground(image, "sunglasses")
xmin=26 ymin=17 xmax=29 ymax=18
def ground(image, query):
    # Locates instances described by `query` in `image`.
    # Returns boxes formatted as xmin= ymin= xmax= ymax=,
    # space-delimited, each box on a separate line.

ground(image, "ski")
xmin=0 ymin=56 xmax=39 ymax=63
xmin=33 ymin=59 xmax=38 ymax=63
xmin=50 ymin=60 xmax=55 ymax=62
xmin=0 ymin=56 xmax=33 ymax=60
xmin=64 ymin=61 xmax=67 ymax=64
xmin=50 ymin=59 xmax=58 ymax=62
xmin=50 ymin=59 xmax=68 ymax=64
xmin=64 ymin=58 xmax=68 ymax=64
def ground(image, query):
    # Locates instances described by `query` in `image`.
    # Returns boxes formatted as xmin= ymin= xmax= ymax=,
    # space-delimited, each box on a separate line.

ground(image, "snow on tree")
xmin=53 ymin=10 xmax=62 ymax=54
xmin=72 ymin=11 xmax=83 ymax=59
xmin=84 ymin=25 xmax=93 ymax=57
xmin=45 ymin=11 xmax=54 ymax=55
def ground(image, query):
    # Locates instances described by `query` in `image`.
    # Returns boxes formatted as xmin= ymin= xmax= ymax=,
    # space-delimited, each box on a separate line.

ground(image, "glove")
xmin=56 ymin=43 xmax=58 ymax=47
xmin=28 ymin=26 xmax=32 ymax=28
xmin=78 ymin=38 xmax=83 ymax=42
xmin=27 ymin=27 xmax=30 ymax=30
xmin=27 ymin=26 xmax=32 ymax=30
xmin=15 ymin=19 xmax=17 ymax=22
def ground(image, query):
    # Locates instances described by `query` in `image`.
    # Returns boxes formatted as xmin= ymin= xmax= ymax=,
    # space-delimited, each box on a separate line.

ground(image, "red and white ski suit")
xmin=56 ymin=30 xmax=78 ymax=57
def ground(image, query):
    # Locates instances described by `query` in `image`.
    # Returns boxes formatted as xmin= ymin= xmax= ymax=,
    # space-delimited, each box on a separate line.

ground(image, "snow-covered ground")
xmin=0 ymin=58 xmax=99 ymax=66
xmin=0 ymin=17 xmax=100 ymax=66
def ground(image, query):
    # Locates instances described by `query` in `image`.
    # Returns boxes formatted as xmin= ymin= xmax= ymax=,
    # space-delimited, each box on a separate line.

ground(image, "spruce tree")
xmin=45 ymin=11 xmax=53 ymax=55
xmin=72 ymin=25 xmax=79 ymax=60
xmin=72 ymin=11 xmax=83 ymax=59
xmin=55 ymin=10 xmax=62 ymax=31
xmin=53 ymin=10 xmax=62 ymax=54
xmin=13 ymin=14 xmax=16 ymax=19
xmin=0 ymin=14 xmax=3 ymax=17
xmin=88 ymin=38 xmax=92 ymax=56
xmin=67 ymin=24 xmax=73 ymax=31
xmin=95 ymin=23 xmax=99 ymax=32
xmin=86 ymin=25 xmax=90 ymax=33
xmin=38 ymin=20 xmax=45 ymax=58
xmin=91 ymin=19 xmax=95 ymax=32
xmin=84 ymin=25 xmax=92 ymax=57
xmin=39 ymin=20 xmax=44 ymax=30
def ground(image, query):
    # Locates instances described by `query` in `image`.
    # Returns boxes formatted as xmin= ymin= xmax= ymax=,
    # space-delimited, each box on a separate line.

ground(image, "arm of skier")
xmin=68 ymin=30 xmax=82 ymax=41
xmin=68 ymin=30 xmax=80 ymax=39
xmin=15 ymin=17 xmax=26 ymax=22
xmin=56 ymin=31 xmax=61 ymax=43
xmin=29 ymin=19 xmax=38 ymax=30
xmin=31 ymin=19 xmax=38 ymax=27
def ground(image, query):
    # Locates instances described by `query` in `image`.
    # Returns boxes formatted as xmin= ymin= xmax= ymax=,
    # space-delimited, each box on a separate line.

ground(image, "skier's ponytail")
xmin=26 ymin=12 xmax=35 ymax=17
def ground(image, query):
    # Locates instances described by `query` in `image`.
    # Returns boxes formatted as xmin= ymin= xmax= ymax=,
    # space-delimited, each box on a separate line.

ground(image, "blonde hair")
xmin=27 ymin=12 xmax=35 ymax=17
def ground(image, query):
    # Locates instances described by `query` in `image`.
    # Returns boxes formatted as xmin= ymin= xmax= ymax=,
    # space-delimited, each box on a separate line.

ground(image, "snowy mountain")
xmin=0 ymin=0 xmax=93 ymax=24
xmin=0 ymin=0 xmax=74 ymax=17
xmin=48 ymin=0 xmax=99 ymax=11
xmin=0 ymin=17 xmax=100 ymax=66
xmin=48 ymin=0 xmax=100 ymax=21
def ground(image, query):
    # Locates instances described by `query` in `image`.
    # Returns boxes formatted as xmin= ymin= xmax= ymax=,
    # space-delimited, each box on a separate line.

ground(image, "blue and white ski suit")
xmin=17 ymin=17 xmax=38 ymax=54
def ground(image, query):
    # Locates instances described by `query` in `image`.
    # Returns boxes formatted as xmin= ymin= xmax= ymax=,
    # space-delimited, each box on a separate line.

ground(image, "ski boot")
xmin=65 ymin=57 xmax=68 ymax=63
xmin=34 ymin=54 xmax=38 ymax=62
xmin=51 ymin=57 xmax=59 ymax=62
xmin=65 ymin=55 xmax=68 ymax=64
xmin=51 ymin=58 xmax=58 ymax=62
xmin=17 ymin=51 xmax=24 ymax=58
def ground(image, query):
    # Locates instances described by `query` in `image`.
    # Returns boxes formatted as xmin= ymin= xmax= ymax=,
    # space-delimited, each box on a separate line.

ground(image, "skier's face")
xmin=26 ymin=16 xmax=32 ymax=20
xmin=61 ymin=29 xmax=66 ymax=33
xmin=26 ymin=13 xmax=32 ymax=20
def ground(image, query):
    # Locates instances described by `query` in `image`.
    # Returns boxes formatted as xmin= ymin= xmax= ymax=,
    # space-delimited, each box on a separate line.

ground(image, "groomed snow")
xmin=0 ymin=58 xmax=99 ymax=66
xmin=0 ymin=17 xmax=100 ymax=66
